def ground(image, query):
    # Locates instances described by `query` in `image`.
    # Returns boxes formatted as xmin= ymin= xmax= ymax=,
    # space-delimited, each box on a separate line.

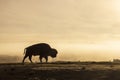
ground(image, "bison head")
xmin=49 ymin=48 xmax=58 ymax=58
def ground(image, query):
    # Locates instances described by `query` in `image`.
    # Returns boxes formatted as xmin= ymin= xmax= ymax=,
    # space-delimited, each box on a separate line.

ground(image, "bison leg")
xmin=39 ymin=56 xmax=43 ymax=63
xmin=29 ymin=55 xmax=33 ymax=63
xmin=44 ymin=56 xmax=48 ymax=63
xmin=22 ymin=55 xmax=28 ymax=64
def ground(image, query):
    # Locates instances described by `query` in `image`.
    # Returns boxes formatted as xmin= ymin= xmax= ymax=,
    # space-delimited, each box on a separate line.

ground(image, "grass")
xmin=0 ymin=62 xmax=120 ymax=80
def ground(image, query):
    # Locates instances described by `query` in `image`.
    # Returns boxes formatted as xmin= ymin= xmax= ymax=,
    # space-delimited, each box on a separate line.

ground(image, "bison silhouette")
xmin=22 ymin=43 xmax=58 ymax=63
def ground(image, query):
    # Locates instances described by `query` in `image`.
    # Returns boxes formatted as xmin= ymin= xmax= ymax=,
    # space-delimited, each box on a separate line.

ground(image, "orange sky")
xmin=1 ymin=0 xmax=120 ymax=61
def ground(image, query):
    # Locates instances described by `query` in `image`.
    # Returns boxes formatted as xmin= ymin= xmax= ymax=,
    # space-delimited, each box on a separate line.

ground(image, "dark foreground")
xmin=0 ymin=62 xmax=120 ymax=80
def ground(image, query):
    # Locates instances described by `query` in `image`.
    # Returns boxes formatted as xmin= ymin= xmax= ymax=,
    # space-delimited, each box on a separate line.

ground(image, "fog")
xmin=1 ymin=0 xmax=120 ymax=62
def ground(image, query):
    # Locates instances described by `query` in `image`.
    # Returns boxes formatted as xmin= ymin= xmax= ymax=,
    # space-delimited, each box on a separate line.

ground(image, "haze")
xmin=1 ymin=0 xmax=120 ymax=61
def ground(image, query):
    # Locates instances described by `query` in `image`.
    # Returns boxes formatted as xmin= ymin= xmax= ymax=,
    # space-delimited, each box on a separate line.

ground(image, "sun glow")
xmin=113 ymin=0 xmax=120 ymax=11
xmin=112 ymin=0 xmax=120 ymax=17
xmin=102 ymin=40 xmax=120 ymax=51
xmin=57 ymin=40 xmax=120 ymax=53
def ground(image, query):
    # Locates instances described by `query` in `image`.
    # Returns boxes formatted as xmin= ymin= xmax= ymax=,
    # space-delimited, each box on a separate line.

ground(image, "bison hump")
xmin=26 ymin=43 xmax=51 ymax=51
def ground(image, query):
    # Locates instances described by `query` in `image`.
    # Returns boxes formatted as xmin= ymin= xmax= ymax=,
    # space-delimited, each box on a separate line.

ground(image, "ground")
xmin=0 ymin=62 xmax=120 ymax=80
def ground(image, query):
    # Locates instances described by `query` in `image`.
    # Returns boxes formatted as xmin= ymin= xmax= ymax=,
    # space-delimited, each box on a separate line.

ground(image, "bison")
xmin=22 ymin=43 xmax=58 ymax=63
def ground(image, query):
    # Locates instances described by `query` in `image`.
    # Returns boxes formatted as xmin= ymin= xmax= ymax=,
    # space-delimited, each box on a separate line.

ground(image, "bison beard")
xmin=22 ymin=43 xmax=58 ymax=64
